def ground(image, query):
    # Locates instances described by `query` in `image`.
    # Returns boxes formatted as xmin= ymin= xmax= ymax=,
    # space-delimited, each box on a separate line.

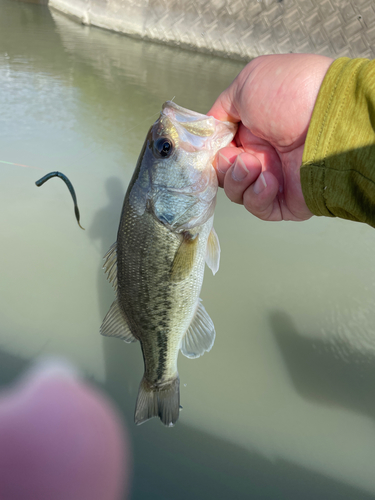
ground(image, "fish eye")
xmin=154 ymin=138 xmax=173 ymax=158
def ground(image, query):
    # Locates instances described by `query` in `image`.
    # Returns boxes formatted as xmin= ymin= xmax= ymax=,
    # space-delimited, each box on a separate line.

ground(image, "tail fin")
xmin=134 ymin=376 xmax=180 ymax=427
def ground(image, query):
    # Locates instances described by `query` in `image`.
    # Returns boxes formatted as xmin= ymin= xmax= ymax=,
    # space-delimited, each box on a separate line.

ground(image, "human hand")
xmin=0 ymin=361 xmax=129 ymax=500
xmin=208 ymin=54 xmax=333 ymax=221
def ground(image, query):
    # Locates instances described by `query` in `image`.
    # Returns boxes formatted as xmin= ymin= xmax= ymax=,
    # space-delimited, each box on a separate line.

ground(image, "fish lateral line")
xmin=35 ymin=171 xmax=85 ymax=230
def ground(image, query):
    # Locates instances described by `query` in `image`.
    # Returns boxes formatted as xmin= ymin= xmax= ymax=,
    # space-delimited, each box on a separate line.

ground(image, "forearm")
xmin=301 ymin=58 xmax=375 ymax=228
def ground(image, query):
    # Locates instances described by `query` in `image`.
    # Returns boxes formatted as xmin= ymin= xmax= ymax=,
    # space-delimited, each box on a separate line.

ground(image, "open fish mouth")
xmin=162 ymin=101 xmax=214 ymax=126
xmin=160 ymin=101 xmax=237 ymax=152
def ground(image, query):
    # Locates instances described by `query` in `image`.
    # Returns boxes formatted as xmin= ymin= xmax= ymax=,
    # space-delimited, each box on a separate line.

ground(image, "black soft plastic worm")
xmin=35 ymin=171 xmax=84 ymax=230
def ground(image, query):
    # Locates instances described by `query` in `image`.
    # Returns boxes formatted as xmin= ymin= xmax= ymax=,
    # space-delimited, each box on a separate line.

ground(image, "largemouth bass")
xmin=101 ymin=101 xmax=236 ymax=426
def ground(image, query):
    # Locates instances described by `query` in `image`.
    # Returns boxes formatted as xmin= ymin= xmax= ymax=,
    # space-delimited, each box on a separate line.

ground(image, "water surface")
xmin=2 ymin=1 xmax=375 ymax=498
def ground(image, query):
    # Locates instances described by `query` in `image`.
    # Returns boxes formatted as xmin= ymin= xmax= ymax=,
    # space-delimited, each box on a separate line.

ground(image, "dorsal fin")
xmin=103 ymin=242 xmax=118 ymax=290
xmin=180 ymin=299 xmax=215 ymax=359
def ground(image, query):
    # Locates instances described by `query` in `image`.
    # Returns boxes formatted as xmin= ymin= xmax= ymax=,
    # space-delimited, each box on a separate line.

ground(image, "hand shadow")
xmin=269 ymin=310 xmax=375 ymax=421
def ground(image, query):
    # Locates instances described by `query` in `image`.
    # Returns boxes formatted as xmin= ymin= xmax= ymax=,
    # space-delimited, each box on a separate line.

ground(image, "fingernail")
xmin=217 ymin=152 xmax=232 ymax=174
xmin=231 ymin=156 xmax=248 ymax=181
xmin=253 ymin=172 xmax=267 ymax=194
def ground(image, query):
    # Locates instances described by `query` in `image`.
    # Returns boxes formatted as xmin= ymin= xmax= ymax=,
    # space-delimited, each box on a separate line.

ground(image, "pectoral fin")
xmin=180 ymin=299 xmax=215 ymax=359
xmin=100 ymin=299 xmax=138 ymax=343
xmin=170 ymin=232 xmax=199 ymax=282
xmin=103 ymin=242 xmax=118 ymax=290
xmin=205 ymin=227 xmax=220 ymax=275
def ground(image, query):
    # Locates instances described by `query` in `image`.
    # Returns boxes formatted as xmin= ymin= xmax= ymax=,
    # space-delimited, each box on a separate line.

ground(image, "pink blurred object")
xmin=0 ymin=361 xmax=129 ymax=500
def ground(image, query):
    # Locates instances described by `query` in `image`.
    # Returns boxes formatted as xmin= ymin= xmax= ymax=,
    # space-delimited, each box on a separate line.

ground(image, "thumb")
xmin=0 ymin=360 xmax=129 ymax=500
xmin=207 ymin=86 xmax=240 ymax=123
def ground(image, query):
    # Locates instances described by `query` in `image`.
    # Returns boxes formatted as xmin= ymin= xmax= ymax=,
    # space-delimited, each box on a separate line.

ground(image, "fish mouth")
xmin=162 ymin=101 xmax=214 ymax=128
xmin=161 ymin=101 xmax=237 ymax=153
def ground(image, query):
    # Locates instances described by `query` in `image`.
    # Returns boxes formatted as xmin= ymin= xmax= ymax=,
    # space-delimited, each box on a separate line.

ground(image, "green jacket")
xmin=300 ymin=58 xmax=375 ymax=228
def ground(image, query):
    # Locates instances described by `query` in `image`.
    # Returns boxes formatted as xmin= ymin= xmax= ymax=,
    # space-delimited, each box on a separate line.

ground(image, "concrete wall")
xmin=49 ymin=0 xmax=375 ymax=61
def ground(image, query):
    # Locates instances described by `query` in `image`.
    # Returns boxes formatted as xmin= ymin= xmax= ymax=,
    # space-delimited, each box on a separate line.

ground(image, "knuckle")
xmin=224 ymin=183 xmax=244 ymax=205
xmin=243 ymin=191 xmax=272 ymax=219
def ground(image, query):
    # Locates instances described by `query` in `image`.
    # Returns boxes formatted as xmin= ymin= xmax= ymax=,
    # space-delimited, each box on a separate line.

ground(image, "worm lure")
xmin=35 ymin=171 xmax=84 ymax=230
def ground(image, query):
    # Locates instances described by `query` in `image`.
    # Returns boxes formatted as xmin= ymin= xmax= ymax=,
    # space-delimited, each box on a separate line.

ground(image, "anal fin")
xmin=100 ymin=299 xmax=137 ymax=343
xmin=180 ymin=298 xmax=215 ymax=359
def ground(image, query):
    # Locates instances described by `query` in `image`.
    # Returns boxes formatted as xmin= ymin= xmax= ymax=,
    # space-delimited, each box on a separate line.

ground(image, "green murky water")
xmin=2 ymin=1 xmax=375 ymax=498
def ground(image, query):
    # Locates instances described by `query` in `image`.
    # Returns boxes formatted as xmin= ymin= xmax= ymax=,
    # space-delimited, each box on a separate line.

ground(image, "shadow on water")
xmin=1 ymin=346 xmax=374 ymax=499
xmin=88 ymin=176 xmax=125 ymax=348
xmin=100 ymin=332 xmax=375 ymax=500
xmin=0 ymin=349 xmax=30 ymax=386
xmin=269 ymin=310 xmax=375 ymax=421
xmin=88 ymin=176 xmax=124 ymax=258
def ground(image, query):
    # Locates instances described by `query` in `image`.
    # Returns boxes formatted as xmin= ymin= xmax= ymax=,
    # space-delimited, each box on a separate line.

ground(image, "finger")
xmin=0 ymin=361 xmax=129 ymax=500
xmin=242 ymin=170 xmax=280 ymax=220
xmin=223 ymin=153 xmax=263 ymax=204
xmin=214 ymin=146 xmax=243 ymax=187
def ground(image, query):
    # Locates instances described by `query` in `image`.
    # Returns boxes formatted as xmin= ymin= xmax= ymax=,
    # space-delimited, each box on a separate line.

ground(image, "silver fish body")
xmin=101 ymin=101 xmax=236 ymax=426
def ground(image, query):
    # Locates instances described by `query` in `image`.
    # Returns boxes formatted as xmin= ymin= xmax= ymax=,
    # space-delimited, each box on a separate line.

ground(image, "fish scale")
xmin=117 ymin=204 xmax=207 ymax=382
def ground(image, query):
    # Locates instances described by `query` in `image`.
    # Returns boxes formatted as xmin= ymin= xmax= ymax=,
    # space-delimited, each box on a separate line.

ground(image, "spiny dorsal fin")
xmin=180 ymin=298 xmax=215 ymax=359
xmin=205 ymin=227 xmax=220 ymax=275
xmin=103 ymin=242 xmax=118 ymax=290
xmin=170 ymin=232 xmax=199 ymax=282
xmin=100 ymin=299 xmax=138 ymax=343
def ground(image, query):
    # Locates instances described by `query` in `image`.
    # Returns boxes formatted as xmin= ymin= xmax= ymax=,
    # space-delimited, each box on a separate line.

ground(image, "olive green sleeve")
xmin=300 ymin=58 xmax=375 ymax=228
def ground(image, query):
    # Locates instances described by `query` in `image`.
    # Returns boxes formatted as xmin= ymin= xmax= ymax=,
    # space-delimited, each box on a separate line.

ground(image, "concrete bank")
xmin=49 ymin=0 xmax=375 ymax=60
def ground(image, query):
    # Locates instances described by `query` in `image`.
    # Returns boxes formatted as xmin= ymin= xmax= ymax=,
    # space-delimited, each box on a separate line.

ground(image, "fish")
xmin=100 ymin=101 xmax=236 ymax=426
xmin=35 ymin=171 xmax=84 ymax=229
